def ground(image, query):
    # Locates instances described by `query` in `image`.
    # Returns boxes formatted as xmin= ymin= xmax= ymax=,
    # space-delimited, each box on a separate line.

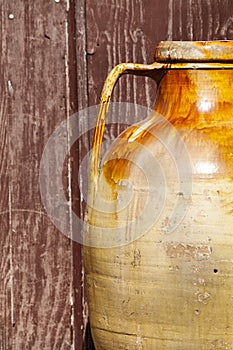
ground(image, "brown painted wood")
xmin=0 ymin=0 xmax=84 ymax=349
xmin=1 ymin=0 xmax=233 ymax=349
xmin=68 ymin=1 xmax=85 ymax=349
xmin=86 ymin=0 xmax=167 ymax=108
xmin=86 ymin=0 xmax=233 ymax=108
xmin=168 ymin=0 xmax=233 ymax=41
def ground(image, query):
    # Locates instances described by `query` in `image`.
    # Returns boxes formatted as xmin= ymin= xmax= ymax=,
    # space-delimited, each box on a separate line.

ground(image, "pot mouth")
xmin=155 ymin=40 xmax=233 ymax=62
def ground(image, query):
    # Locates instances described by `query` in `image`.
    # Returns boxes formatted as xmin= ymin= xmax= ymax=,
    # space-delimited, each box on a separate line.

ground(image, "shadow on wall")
xmin=83 ymin=320 xmax=95 ymax=350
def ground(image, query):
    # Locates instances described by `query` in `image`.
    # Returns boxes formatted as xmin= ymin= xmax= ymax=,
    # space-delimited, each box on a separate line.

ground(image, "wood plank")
xmin=86 ymin=0 xmax=168 ymax=108
xmin=1 ymin=0 xmax=81 ymax=348
xmin=86 ymin=0 xmax=233 ymax=111
xmin=170 ymin=0 xmax=233 ymax=40
xmin=73 ymin=0 xmax=94 ymax=347
xmin=69 ymin=0 xmax=87 ymax=348
xmin=0 ymin=143 xmax=11 ymax=346
xmin=0 ymin=2 xmax=14 ymax=348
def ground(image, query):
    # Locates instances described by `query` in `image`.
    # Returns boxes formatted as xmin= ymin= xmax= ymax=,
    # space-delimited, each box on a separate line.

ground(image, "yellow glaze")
xmin=84 ymin=41 xmax=233 ymax=349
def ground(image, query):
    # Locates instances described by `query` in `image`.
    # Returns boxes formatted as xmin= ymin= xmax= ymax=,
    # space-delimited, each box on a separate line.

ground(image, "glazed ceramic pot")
xmin=84 ymin=41 xmax=233 ymax=349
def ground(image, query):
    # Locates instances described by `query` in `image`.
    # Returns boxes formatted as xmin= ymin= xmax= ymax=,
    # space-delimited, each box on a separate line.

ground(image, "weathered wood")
xmin=1 ymin=0 xmax=233 ymax=349
xmin=68 ymin=1 xmax=84 ymax=349
xmin=86 ymin=0 xmax=166 ymax=108
xmin=86 ymin=0 xmax=233 ymax=109
xmin=0 ymin=0 xmax=83 ymax=348
xmin=169 ymin=0 xmax=233 ymax=41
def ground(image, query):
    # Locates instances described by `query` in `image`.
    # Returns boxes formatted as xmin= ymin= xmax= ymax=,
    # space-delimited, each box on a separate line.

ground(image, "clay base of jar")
xmin=85 ymin=176 xmax=233 ymax=349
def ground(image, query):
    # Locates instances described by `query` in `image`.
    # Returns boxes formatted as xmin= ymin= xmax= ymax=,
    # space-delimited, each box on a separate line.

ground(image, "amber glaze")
xmin=85 ymin=41 xmax=233 ymax=349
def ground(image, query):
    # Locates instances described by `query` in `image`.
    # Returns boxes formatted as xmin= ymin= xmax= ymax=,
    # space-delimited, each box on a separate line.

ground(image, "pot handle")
xmin=90 ymin=61 xmax=164 ymax=187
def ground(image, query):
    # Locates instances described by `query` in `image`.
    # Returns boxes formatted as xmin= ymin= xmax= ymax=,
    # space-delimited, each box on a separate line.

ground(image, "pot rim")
xmin=155 ymin=40 xmax=233 ymax=62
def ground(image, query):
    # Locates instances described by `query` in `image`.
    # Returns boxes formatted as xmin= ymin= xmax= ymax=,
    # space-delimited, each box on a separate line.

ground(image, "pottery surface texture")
xmin=84 ymin=41 xmax=233 ymax=349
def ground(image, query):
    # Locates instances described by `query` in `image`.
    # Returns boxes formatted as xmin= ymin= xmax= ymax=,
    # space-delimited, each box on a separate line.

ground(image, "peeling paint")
xmin=7 ymin=80 xmax=14 ymax=96
xmin=8 ymin=186 xmax=15 ymax=328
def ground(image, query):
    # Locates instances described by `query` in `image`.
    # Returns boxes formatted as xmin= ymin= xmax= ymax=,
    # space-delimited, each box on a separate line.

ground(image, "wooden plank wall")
xmin=0 ymin=1 xmax=233 ymax=349
xmin=1 ymin=1 xmax=83 ymax=349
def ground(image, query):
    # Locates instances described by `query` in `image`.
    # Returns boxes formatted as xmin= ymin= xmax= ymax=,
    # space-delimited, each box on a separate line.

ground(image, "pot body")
xmin=84 ymin=41 xmax=233 ymax=349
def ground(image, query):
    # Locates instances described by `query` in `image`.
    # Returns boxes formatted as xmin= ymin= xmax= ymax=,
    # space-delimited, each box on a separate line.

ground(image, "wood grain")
xmin=86 ymin=0 xmax=165 ymax=108
xmin=1 ymin=0 xmax=233 ymax=349
xmin=86 ymin=0 xmax=233 ymax=107
xmin=0 ymin=0 xmax=83 ymax=348
xmin=169 ymin=0 xmax=233 ymax=41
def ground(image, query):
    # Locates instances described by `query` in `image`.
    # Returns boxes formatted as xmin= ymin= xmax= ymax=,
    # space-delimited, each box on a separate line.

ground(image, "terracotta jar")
xmin=84 ymin=41 xmax=233 ymax=349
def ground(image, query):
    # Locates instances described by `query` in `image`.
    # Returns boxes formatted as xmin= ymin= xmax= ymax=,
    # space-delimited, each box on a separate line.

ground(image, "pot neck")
xmin=153 ymin=69 xmax=233 ymax=124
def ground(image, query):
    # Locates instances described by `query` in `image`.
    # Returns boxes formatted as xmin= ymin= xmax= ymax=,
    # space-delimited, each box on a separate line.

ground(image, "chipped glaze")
xmin=85 ymin=41 xmax=233 ymax=349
